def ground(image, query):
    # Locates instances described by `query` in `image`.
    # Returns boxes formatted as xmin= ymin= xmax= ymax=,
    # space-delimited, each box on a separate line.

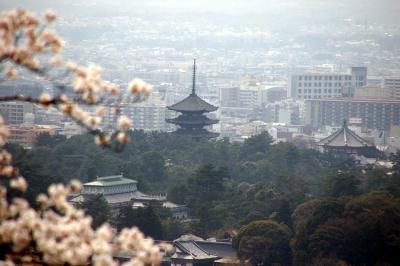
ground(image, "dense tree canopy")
xmin=9 ymin=131 xmax=400 ymax=265
xmin=78 ymin=194 xmax=111 ymax=229
xmin=117 ymin=205 xmax=163 ymax=240
xmin=233 ymin=220 xmax=291 ymax=266
xmin=291 ymin=192 xmax=400 ymax=265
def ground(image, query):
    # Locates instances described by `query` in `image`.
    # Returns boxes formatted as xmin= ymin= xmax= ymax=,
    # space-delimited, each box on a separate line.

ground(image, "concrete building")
xmin=219 ymin=76 xmax=268 ymax=108
xmin=70 ymin=175 xmax=188 ymax=220
xmin=384 ymin=77 xmax=400 ymax=99
xmin=7 ymin=124 xmax=55 ymax=148
xmin=289 ymin=67 xmax=367 ymax=99
xmin=268 ymin=124 xmax=305 ymax=143
xmin=122 ymin=103 xmax=167 ymax=131
xmin=93 ymin=92 xmax=168 ymax=132
xmin=305 ymin=98 xmax=400 ymax=131
xmin=269 ymin=99 xmax=303 ymax=125
xmin=219 ymin=86 xmax=240 ymax=107
xmin=0 ymin=102 xmax=34 ymax=125
xmin=265 ymin=86 xmax=287 ymax=103
xmin=354 ymin=85 xmax=393 ymax=99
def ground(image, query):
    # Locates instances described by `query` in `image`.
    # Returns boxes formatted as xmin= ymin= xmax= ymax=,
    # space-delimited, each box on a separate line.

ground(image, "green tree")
xmin=325 ymin=172 xmax=360 ymax=197
xmin=186 ymin=164 xmax=228 ymax=210
xmin=162 ymin=218 xmax=184 ymax=241
xmin=139 ymin=151 xmax=167 ymax=185
xmin=35 ymin=133 xmax=66 ymax=148
xmin=167 ymin=184 xmax=188 ymax=205
xmin=233 ymin=220 xmax=291 ymax=266
xmin=240 ymin=131 xmax=273 ymax=160
xmin=117 ymin=206 xmax=163 ymax=239
xmin=79 ymin=194 xmax=111 ymax=229
xmin=291 ymin=198 xmax=346 ymax=266
xmin=292 ymin=192 xmax=400 ymax=266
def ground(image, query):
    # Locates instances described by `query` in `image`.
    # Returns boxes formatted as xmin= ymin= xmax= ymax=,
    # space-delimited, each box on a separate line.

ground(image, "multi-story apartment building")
xmin=384 ymin=77 xmax=400 ymax=99
xmin=219 ymin=86 xmax=240 ymax=107
xmin=0 ymin=102 xmax=34 ymax=125
xmin=219 ymin=76 xmax=268 ymax=108
xmin=122 ymin=103 xmax=167 ymax=131
xmin=289 ymin=67 xmax=367 ymax=100
xmin=354 ymin=85 xmax=393 ymax=99
xmin=305 ymin=97 xmax=400 ymax=131
xmin=100 ymin=92 xmax=168 ymax=132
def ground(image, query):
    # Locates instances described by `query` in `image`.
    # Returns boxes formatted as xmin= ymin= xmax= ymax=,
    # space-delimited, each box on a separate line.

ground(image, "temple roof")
xmin=172 ymin=240 xmax=218 ymax=261
xmin=84 ymin=175 xmax=137 ymax=187
xmin=195 ymin=241 xmax=237 ymax=259
xmin=167 ymin=59 xmax=218 ymax=113
xmin=167 ymin=93 xmax=218 ymax=113
xmin=166 ymin=114 xmax=218 ymax=126
xmin=318 ymin=121 xmax=372 ymax=148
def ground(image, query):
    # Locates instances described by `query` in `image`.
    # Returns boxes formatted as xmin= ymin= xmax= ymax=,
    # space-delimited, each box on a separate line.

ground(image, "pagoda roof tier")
xmin=318 ymin=121 xmax=372 ymax=148
xmin=167 ymin=93 xmax=218 ymax=113
xmin=166 ymin=115 xmax=219 ymax=126
xmin=167 ymin=59 xmax=218 ymax=113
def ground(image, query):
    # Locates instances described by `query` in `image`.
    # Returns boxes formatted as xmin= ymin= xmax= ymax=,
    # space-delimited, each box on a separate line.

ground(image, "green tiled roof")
xmin=84 ymin=175 xmax=137 ymax=187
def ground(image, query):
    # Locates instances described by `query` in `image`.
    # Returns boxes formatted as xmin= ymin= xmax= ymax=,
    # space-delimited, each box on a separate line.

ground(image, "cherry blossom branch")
xmin=0 ymin=9 xmax=167 ymax=265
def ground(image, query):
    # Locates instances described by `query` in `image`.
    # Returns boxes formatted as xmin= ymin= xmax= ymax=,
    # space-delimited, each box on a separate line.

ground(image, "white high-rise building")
xmin=288 ymin=67 xmax=367 ymax=100
xmin=219 ymin=76 xmax=268 ymax=108
xmin=89 ymin=92 xmax=168 ymax=132
xmin=384 ymin=77 xmax=400 ymax=100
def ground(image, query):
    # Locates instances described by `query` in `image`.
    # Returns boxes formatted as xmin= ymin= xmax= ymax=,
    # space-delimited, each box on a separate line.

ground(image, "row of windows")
xmin=298 ymin=75 xmax=352 ymax=81
xmin=298 ymin=95 xmax=338 ymax=99
xmin=299 ymin=89 xmax=341 ymax=94
xmin=299 ymin=82 xmax=351 ymax=87
xmin=84 ymin=184 xmax=137 ymax=194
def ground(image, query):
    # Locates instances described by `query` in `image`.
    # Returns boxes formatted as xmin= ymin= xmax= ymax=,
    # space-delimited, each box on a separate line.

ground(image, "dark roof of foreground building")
xmin=318 ymin=121 xmax=372 ymax=148
xmin=167 ymin=59 xmax=218 ymax=113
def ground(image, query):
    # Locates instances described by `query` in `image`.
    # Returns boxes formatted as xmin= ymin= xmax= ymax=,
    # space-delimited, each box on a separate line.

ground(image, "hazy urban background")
xmin=2 ymin=1 xmax=400 ymax=265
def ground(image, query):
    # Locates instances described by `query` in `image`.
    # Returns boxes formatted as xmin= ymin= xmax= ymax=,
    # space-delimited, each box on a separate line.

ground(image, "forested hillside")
xmin=9 ymin=131 xmax=400 ymax=265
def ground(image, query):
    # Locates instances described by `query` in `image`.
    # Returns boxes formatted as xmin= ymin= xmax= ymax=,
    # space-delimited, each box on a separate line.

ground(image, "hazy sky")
xmin=1 ymin=0 xmax=399 ymax=26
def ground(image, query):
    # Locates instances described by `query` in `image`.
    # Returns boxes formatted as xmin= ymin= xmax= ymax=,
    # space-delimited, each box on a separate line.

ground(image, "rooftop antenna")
xmin=192 ymin=58 xmax=196 ymax=95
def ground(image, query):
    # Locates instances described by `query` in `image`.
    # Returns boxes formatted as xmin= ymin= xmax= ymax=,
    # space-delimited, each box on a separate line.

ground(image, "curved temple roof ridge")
xmin=167 ymin=94 xmax=218 ymax=113
xmin=318 ymin=120 xmax=372 ymax=148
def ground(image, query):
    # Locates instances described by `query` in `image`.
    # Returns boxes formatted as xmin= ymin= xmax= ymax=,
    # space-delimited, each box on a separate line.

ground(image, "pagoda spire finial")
xmin=192 ymin=58 xmax=196 ymax=95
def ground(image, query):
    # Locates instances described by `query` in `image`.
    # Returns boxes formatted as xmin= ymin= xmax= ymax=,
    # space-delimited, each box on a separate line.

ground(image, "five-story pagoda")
xmin=166 ymin=60 xmax=219 ymax=139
